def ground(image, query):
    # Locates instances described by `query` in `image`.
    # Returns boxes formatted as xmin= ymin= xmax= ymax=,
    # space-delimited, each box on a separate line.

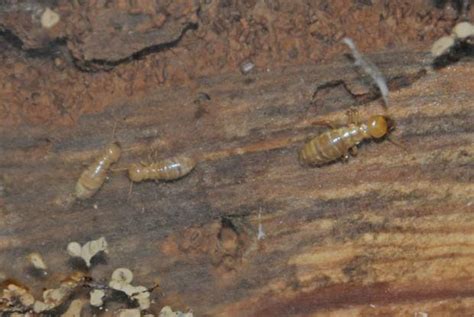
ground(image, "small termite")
xmin=299 ymin=110 xmax=393 ymax=166
xmin=128 ymin=156 xmax=196 ymax=182
xmin=75 ymin=142 xmax=122 ymax=199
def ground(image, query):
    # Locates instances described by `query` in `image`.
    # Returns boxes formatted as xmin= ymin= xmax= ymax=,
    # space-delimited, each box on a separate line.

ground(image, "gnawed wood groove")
xmin=0 ymin=51 xmax=473 ymax=316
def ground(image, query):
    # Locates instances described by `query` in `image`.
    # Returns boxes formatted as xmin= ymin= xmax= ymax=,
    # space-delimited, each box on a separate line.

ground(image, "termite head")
xmin=106 ymin=143 xmax=122 ymax=162
xmin=128 ymin=163 xmax=145 ymax=182
xmin=367 ymin=115 xmax=391 ymax=138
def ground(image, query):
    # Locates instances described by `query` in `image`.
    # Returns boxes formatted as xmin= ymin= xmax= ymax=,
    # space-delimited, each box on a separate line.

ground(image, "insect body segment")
xmin=128 ymin=156 xmax=196 ymax=182
xmin=75 ymin=143 xmax=122 ymax=199
xmin=299 ymin=115 xmax=389 ymax=166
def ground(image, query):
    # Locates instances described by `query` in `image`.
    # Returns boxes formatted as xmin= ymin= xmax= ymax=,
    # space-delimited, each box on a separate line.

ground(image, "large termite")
xmin=128 ymin=156 xmax=196 ymax=182
xmin=299 ymin=37 xmax=398 ymax=166
xmin=75 ymin=142 xmax=122 ymax=199
xmin=299 ymin=110 xmax=394 ymax=166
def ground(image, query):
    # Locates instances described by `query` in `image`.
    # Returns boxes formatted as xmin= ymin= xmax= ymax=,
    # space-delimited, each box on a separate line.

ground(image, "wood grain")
xmin=0 ymin=51 xmax=473 ymax=316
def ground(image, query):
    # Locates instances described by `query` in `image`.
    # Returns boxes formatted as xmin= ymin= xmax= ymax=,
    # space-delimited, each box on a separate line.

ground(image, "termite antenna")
xmin=383 ymin=116 xmax=407 ymax=151
xmin=147 ymin=283 xmax=160 ymax=293
xmin=387 ymin=136 xmax=408 ymax=152
xmin=110 ymin=167 xmax=128 ymax=173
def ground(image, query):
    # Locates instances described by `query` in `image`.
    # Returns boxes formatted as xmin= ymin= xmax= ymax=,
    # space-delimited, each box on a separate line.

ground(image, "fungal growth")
xmin=108 ymin=268 xmax=151 ymax=310
xmin=1 ymin=237 xmax=164 ymax=314
xmin=75 ymin=142 xmax=122 ymax=199
xmin=431 ymin=21 xmax=474 ymax=57
xmin=33 ymin=272 xmax=85 ymax=313
xmin=66 ymin=237 xmax=108 ymax=267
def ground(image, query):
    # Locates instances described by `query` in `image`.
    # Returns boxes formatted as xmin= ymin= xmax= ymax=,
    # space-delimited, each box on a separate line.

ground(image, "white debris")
xmin=67 ymin=237 xmax=108 ymax=267
xmin=89 ymin=289 xmax=105 ymax=307
xmin=109 ymin=268 xmax=151 ymax=310
xmin=61 ymin=298 xmax=85 ymax=317
xmin=35 ymin=286 xmax=72 ymax=312
xmin=27 ymin=252 xmax=48 ymax=271
xmin=40 ymin=8 xmax=60 ymax=29
xmin=110 ymin=268 xmax=134 ymax=286
xmin=431 ymin=22 xmax=474 ymax=58
xmin=257 ymin=210 xmax=265 ymax=240
xmin=159 ymin=306 xmax=194 ymax=317
xmin=116 ymin=308 xmax=141 ymax=317
xmin=431 ymin=35 xmax=456 ymax=57
xmin=257 ymin=223 xmax=266 ymax=240
xmin=342 ymin=37 xmax=389 ymax=107
xmin=452 ymin=21 xmax=474 ymax=40
xmin=33 ymin=301 xmax=50 ymax=313
xmin=132 ymin=286 xmax=151 ymax=311
xmin=10 ymin=313 xmax=34 ymax=317
xmin=240 ymin=59 xmax=255 ymax=74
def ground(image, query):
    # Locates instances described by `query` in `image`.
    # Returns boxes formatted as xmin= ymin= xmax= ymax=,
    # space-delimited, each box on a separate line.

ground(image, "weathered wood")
xmin=0 ymin=51 xmax=473 ymax=316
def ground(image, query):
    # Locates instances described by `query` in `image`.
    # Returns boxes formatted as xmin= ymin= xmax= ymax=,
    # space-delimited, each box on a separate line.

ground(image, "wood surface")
xmin=0 ymin=50 xmax=473 ymax=316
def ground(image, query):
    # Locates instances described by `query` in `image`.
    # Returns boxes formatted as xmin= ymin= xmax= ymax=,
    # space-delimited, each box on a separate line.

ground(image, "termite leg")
xmin=147 ymin=149 xmax=161 ymax=163
xmin=127 ymin=181 xmax=134 ymax=201
xmin=111 ymin=121 xmax=118 ymax=139
xmin=350 ymin=146 xmax=358 ymax=156
xmin=310 ymin=119 xmax=338 ymax=129
xmin=342 ymin=152 xmax=350 ymax=162
xmin=110 ymin=167 xmax=128 ymax=173
xmin=346 ymin=107 xmax=360 ymax=125
xmin=387 ymin=136 xmax=409 ymax=152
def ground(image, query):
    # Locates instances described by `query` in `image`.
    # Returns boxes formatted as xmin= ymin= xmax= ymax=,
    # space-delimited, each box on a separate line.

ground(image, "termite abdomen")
xmin=128 ymin=156 xmax=196 ymax=182
xmin=75 ymin=142 xmax=122 ymax=199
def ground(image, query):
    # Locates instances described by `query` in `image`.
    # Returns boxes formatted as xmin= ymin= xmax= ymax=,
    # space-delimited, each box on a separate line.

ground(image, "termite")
xmin=75 ymin=142 xmax=122 ymax=199
xmin=128 ymin=156 xmax=196 ymax=182
xmin=299 ymin=109 xmax=393 ymax=166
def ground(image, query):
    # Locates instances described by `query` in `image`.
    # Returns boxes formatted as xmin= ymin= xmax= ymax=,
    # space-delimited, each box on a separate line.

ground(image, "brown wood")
xmin=1 ymin=51 xmax=473 ymax=316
